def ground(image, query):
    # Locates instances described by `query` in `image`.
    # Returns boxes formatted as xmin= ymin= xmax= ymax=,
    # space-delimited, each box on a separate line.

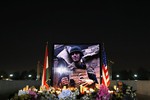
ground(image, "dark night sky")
xmin=0 ymin=1 xmax=150 ymax=73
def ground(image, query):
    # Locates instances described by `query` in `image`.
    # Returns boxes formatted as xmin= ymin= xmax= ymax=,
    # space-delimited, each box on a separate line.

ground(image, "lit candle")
xmin=80 ymin=85 xmax=84 ymax=94
xmin=108 ymin=90 xmax=114 ymax=94
xmin=116 ymin=88 xmax=119 ymax=92
xmin=113 ymin=85 xmax=117 ymax=90
xmin=89 ymin=88 xmax=95 ymax=93
xmin=25 ymin=85 xmax=29 ymax=91
xmin=62 ymin=86 xmax=66 ymax=90
xmin=83 ymin=87 xmax=87 ymax=93
xmin=56 ymin=90 xmax=61 ymax=95
xmin=86 ymin=90 xmax=90 ymax=94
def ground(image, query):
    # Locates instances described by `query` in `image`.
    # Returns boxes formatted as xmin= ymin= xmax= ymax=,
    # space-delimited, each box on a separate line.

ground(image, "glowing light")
xmin=113 ymin=85 xmax=117 ymax=90
xmin=56 ymin=66 xmax=69 ymax=74
xmin=116 ymin=74 xmax=119 ymax=78
xmin=108 ymin=90 xmax=114 ymax=94
xmin=134 ymin=74 xmax=137 ymax=77
xmin=89 ymin=88 xmax=95 ymax=92
xmin=28 ymin=74 xmax=32 ymax=77
xmin=9 ymin=74 xmax=13 ymax=77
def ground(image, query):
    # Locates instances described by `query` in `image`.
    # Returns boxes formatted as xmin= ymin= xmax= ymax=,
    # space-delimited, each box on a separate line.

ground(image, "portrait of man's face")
xmin=70 ymin=52 xmax=81 ymax=62
xmin=61 ymin=77 xmax=69 ymax=86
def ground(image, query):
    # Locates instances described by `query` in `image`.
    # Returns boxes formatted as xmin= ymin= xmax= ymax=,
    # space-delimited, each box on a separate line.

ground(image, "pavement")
xmin=136 ymin=94 xmax=150 ymax=100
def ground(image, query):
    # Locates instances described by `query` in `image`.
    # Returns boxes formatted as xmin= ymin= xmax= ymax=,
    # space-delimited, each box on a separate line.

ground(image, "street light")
xmin=1 ymin=75 xmax=3 ymax=78
xmin=28 ymin=74 xmax=32 ymax=78
xmin=134 ymin=74 xmax=137 ymax=78
xmin=116 ymin=74 xmax=120 ymax=78
xmin=9 ymin=74 xmax=13 ymax=77
xmin=134 ymin=74 xmax=138 ymax=81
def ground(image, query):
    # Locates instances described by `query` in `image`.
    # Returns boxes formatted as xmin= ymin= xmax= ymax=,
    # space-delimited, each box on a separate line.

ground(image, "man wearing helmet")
xmin=68 ymin=46 xmax=86 ymax=70
xmin=55 ymin=45 xmax=99 ymax=88
xmin=68 ymin=46 xmax=98 ymax=87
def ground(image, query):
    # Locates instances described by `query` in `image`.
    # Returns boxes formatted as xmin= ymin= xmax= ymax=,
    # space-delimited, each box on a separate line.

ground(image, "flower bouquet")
xmin=96 ymin=84 xmax=110 ymax=100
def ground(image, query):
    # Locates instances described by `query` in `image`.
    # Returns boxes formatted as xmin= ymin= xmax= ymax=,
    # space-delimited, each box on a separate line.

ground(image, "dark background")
xmin=0 ymin=1 xmax=150 ymax=73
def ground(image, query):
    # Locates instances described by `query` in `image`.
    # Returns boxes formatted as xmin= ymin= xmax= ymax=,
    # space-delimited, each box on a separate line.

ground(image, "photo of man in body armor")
xmin=53 ymin=44 xmax=100 ymax=89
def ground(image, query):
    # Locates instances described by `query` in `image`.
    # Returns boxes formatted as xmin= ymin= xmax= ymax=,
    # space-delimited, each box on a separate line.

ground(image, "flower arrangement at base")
xmin=58 ymin=89 xmax=72 ymax=100
xmin=10 ymin=85 xmax=38 ymax=100
xmin=10 ymin=84 xmax=115 ymax=100
xmin=38 ymin=91 xmax=57 ymax=100
xmin=96 ymin=84 xmax=110 ymax=100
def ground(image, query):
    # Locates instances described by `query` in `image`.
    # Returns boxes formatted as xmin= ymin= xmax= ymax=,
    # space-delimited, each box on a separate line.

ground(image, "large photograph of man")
xmin=53 ymin=44 xmax=100 ymax=89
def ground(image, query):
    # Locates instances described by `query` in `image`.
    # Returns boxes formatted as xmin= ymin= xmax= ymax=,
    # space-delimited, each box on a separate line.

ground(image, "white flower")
xmin=58 ymin=89 xmax=72 ymax=100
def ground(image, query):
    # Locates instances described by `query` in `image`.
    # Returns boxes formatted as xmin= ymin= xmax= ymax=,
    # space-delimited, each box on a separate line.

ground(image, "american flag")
xmin=101 ymin=45 xmax=110 ymax=87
